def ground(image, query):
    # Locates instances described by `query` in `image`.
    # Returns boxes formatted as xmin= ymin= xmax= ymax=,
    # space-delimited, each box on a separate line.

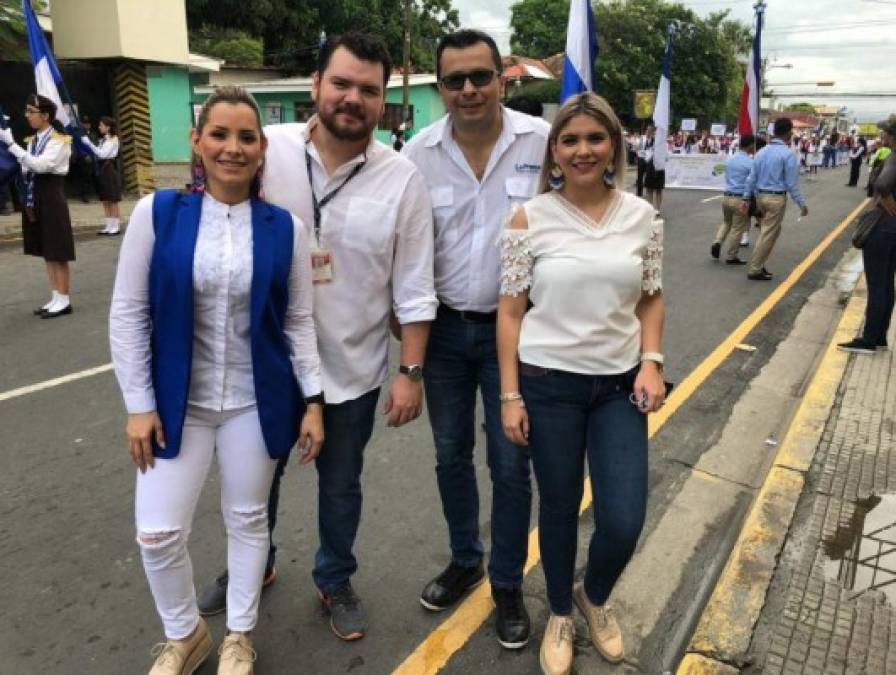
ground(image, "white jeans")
xmin=135 ymin=405 xmax=277 ymax=638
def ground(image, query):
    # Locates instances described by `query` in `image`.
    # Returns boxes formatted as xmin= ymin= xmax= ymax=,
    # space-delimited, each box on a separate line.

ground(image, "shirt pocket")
xmin=505 ymin=176 xmax=535 ymax=211
xmin=342 ymin=197 xmax=396 ymax=256
xmin=429 ymin=185 xmax=457 ymax=244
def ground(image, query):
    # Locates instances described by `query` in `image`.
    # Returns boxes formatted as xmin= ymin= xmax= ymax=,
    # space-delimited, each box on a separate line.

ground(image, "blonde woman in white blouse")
xmin=497 ymin=93 xmax=666 ymax=675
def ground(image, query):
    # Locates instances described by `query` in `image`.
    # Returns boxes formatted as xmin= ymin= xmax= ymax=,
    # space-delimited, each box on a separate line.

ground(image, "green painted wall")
xmin=190 ymin=83 xmax=446 ymax=144
xmin=146 ymin=66 xmax=194 ymax=162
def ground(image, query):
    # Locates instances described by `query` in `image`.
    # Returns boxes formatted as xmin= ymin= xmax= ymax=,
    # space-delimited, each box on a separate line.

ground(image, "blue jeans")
xmin=521 ymin=364 xmax=647 ymax=615
xmin=862 ymin=216 xmax=896 ymax=345
xmin=312 ymin=387 xmax=380 ymax=594
xmin=423 ymin=310 xmax=532 ymax=589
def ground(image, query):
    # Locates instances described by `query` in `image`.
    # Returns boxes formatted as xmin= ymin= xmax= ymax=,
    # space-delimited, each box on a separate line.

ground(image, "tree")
xmin=190 ymin=28 xmax=264 ymax=67
xmin=509 ymin=0 xmax=569 ymax=57
xmin=508 ymin=0 xmax=751 ymax=128
xmin=186 ymin=0 xmax=459 ymax=74
xmin=0 ymin=0 xmax=46 ymax=62
xmin=785 ymin=103 xmax=816 ymax=113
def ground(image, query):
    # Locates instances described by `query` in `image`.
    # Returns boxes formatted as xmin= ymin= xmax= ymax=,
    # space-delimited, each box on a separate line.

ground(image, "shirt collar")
xmin=770 ymin=139 xmax=786 ymax=146
xmin=431 ymin=105 xmax=534 ymax=149
xmin=202 ymin=191 xmax=251 ymax=219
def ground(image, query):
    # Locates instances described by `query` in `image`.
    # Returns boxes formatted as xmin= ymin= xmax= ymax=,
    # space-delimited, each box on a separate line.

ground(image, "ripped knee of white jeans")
xmin=225 ymin=504 xmax=268 ymax=537
xmin=136 ymin=528 xmax=185 ymax=569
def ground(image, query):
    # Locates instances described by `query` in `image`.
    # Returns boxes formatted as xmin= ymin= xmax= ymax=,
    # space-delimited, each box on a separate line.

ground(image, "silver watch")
xmin=399 ymin=364 xmax=424 ymax=382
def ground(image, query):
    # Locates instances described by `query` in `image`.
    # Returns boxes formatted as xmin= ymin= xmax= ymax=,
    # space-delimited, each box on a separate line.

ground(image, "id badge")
xmin=311 ymin=247 xmax=334 ymax=284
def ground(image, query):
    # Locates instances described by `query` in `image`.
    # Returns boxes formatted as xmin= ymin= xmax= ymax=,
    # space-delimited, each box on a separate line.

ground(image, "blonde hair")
xmin=538 ymin=92 xmax=626 ymax=194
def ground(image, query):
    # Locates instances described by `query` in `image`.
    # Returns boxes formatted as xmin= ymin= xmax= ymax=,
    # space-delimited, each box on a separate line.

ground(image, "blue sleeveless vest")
xmin=148 ymin=189 xmax=305 ymax=459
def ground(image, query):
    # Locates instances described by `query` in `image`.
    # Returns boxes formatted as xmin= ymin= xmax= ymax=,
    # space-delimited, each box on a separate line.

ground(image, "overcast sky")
xmin=452 ymin=0 xmax=896 ymax=121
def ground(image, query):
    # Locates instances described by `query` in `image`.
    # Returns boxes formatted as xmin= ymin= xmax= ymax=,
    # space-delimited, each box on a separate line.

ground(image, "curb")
xmin=677 ymin=277 xmax=867 ymax=671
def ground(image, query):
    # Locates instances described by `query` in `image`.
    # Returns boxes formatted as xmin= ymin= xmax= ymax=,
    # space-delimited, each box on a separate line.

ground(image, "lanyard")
xmin=304 ymin=148 xmax=365 ymax=245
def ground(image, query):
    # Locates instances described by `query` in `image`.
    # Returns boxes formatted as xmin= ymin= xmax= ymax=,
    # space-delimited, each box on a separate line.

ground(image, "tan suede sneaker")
xmin=539 ymin=614 xmax=575 ymax=675
xmin=573 ymin=582 xmax=624 ymax=663
xmin=217 ymin=632 xmax=256 ymax=675
xmin=148 ymin=618 xmax=213 ymax=675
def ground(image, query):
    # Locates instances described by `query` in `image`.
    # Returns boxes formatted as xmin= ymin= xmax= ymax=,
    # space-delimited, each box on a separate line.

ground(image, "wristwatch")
xmin=304 ymin=393 xmax=325 ymax=406
xmin=640 ymin=352 xmax=665 ymax=367
xmin=399 ymin=364 xmax=424 ymax=382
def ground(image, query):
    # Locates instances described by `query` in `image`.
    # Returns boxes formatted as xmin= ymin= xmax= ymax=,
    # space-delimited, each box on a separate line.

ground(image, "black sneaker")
xmin=197 ymin=567 xmax=277 ymax=616
xmin=320 ymin=582 xmax=367 ymax=641
xmin=710 ymin=242 xmax=721 ymax=259
xmin=492 ymin=586 xmax=530 ymax=649
xmin=837 ymin=338 xmax=876 ymax=354
xmin=747 ymin=270 xmax=773 ymax=281
xmin=725 ymin=257 xmax=747 ymax=265
xmin=420 ymin=561 xmax=485 ymax=611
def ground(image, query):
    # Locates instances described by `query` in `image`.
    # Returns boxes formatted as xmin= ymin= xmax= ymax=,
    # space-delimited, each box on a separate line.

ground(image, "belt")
xmin=758 ymin=190 xmax=786 ymax=195
xmin=437 ymin=304 xmax=497 ymax=324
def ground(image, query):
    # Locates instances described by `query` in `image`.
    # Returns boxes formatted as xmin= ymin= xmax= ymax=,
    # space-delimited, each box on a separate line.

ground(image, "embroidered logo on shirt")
xmin=515 ymin=163 xmax=541 ymax=174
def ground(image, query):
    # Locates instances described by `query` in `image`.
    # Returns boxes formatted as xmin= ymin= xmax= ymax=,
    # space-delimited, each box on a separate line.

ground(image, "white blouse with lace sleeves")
xmin=641 ymin=218 xmax=664 ymax=295
xmin=499 ymin=228 xmax=534 ymax=297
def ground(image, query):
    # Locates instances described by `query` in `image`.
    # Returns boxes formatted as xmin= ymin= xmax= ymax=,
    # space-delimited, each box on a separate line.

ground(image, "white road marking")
xmin=0 ymin=363 xmax=113 ymax=403
xmin=702 ymin=195 xmax=723 ymax=203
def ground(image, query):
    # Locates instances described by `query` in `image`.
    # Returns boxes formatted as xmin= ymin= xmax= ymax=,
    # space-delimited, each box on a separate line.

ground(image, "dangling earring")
xmin=603 ymin=164 xmax=616 ymax=187
xmin=548 ymin=163 xmax=565 ymax=190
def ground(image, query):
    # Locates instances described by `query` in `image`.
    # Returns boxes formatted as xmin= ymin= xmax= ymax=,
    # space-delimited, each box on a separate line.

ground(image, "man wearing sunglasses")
xmin=403 ymin=29 xmax=549 ymax=650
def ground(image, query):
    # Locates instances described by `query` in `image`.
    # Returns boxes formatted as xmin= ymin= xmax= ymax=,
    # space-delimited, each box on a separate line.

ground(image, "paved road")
xmin=0 ymin=165 xmax=868 ymax=674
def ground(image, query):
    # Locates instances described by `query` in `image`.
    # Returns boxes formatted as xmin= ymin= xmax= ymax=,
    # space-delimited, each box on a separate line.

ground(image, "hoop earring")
xmin=548 ymin=164 xmax=565 ymax=190
xmin=603 ymin=164 xmax=616 ymax=187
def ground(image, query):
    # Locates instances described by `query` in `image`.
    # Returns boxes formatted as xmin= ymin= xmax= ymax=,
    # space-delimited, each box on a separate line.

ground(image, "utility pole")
xmin=402 ymin=0 xmax=412 ymax=126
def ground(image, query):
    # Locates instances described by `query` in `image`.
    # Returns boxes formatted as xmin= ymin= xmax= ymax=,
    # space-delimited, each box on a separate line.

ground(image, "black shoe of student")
xmin=492 ymin=586 xmax=530 ymax=649
xmin=837 ymin=338 xmax=876 ymax=354
xmin=420 ymin=561 xmax=485 ymax=611
xmin=747 ymin=271 xmax=773 ymax=281
xmin=710 ymin=242 xmax=721 ymax=259
xmin=725 ymin=258 xmax=747 ymax=265
xmin=41 ymin=304 xmax=72 ymax=318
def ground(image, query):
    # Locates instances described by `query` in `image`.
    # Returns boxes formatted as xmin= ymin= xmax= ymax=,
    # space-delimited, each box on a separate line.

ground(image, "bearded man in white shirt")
xmin=195 ymin=32 xmax=437 ymax=643
xmin=403 ymin=29 xmax=549 ymax=650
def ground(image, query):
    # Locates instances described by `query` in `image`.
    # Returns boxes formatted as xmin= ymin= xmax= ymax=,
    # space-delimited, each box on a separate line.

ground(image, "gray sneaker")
xmin=197 ymin=568 xmax=277 ymax=616
xmin=319 ymin=583 xmax=367 ymax=641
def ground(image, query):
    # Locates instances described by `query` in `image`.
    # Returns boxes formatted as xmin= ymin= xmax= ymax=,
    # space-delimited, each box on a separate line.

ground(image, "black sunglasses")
xmin=440 ymin=69 xmax=498 ymax=91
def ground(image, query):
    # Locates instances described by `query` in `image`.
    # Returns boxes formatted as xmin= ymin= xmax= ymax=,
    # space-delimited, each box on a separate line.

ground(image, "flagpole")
xmin=754 ymin=0 xmax=765 ymax=131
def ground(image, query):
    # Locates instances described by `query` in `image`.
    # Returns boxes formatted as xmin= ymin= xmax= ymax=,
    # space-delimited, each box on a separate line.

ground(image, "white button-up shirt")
xmin=403 ymin=107 xmax=549 ymax=312
xmin=8 ymin=128 xmax=71 ymax=175
xmin=109 ymin=192 xmax=322 ymax=414
xmin=261 ymin=120 xmax=438 ymax=404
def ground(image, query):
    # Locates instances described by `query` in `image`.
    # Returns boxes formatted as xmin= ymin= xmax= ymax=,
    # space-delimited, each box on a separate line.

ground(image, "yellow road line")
xmin=393 ymin=197 xmax=869 ymax=675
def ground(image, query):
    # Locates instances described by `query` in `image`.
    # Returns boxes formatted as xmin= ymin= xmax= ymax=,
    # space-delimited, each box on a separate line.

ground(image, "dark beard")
xmin=318 ymin=106 xmax=373 ymax=142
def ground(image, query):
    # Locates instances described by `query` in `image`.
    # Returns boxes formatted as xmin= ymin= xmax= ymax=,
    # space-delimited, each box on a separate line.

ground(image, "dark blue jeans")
xmin=309 ymin=387 xmax=380 ymax=594
xmin=521 ymin=365 xmax=647 ymax=615
xmin=423 ymin=310 xmax=532 ymax=589
xmin=862 ymin=216 xmax=896 ymax=345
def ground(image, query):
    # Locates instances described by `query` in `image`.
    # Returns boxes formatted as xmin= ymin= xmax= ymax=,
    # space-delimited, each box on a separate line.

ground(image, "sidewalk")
xmin=679 ymin=276 xmax=896 ymax=674
xmin=0 ymin=163 xmax=189 ymax=242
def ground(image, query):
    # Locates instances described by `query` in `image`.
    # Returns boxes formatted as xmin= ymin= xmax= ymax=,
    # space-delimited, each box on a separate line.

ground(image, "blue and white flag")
xmin=651 ymin=30 xmax=673 ymax=171
xmin=23 ymin=0 xmax=71 ymax=127
xmin=560 ymin=0 xmax=598 ymax=102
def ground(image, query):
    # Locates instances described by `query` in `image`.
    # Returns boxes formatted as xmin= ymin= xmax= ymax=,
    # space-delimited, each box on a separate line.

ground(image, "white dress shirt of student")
xmin=109 ymin=85 xmax=325 ymax=675
xmin=497 ymin=93 xmax=666 ymax=675
xmin=402 ymin=28 xmax=550 ymax=651
xmin=194 ymin=32 xmax=438 ymax=644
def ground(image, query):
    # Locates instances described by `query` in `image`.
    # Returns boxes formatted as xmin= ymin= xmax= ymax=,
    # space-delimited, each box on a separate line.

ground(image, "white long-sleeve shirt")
xmin=7 ymin=127 xmax=70 ymax=175
xmin=109 ymin=192 xmax=322 ymax=414
xmin=80 ymin=134 xmax=119 ymax=160
xmin=402 ymin=107 xmax=549 ymax=313
xmin=261 ymin=119 xmax=438 ymax=404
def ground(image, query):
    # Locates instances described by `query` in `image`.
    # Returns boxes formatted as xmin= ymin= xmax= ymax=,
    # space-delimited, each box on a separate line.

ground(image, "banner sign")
xmin=633 ymin=90 xmax=657 ymax=120
xmin=664 ymin=153 xmax=727 ymax=191
xmin=680 ymin=118 xmax=697 ymax=132
xmin=710 ymin=123 xmax=727 ymax=136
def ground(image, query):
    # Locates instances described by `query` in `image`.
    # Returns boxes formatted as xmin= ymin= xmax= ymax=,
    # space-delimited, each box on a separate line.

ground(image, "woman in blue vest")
xmin=109 ymin=86 xmax=324 ymax=675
